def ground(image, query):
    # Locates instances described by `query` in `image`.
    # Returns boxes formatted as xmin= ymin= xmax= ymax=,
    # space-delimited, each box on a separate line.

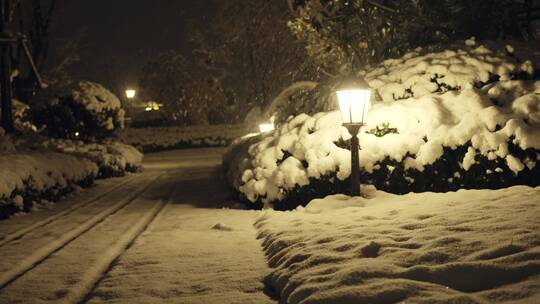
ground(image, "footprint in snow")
xmin=211 ymin=223 xmax=234 ymax=231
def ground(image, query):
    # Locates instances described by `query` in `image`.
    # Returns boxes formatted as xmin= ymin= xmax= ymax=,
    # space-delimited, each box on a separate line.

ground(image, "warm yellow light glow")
xmin=125 ymin=89 xmax=136 ymax=99
xmin=144 ymin=101 xmax=160 ymax=111
xmin=336 ymin=89 xmax=371 ymax=124
xmin=259 ymin=123 xmax=274 ymax=133
xmin=75 ymin=132 xmax=80 ymax=137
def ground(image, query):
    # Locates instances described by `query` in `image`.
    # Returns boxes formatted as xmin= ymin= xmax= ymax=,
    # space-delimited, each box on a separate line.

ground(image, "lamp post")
xmin=335 ymin=75 xmax=372 ymax=196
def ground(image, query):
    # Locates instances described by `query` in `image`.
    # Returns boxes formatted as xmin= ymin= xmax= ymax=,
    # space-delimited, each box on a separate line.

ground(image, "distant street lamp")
xmin=259 ymin=122 xmax=274 ymax=133
xmin=125 ymin=89 xmax=136 ymax=99
xmin=336 ymin=75 xmax=372 ymax=196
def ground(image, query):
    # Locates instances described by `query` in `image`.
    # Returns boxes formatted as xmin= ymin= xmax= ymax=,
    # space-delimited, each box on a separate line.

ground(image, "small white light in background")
xmin=75 ymin=132 xmax=80 ymax=137
xmin=259 ymin=123 xmax=274 ymax=133
xmin=125 ymin=89 xmax=136 ymax=99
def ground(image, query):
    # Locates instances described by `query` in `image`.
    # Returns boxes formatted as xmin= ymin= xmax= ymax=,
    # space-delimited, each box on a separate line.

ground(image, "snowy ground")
xmin=0 ymin=148 xmax=274 ymax=304
xmin=256 ymin=186 xmax=540 ymax=303
xmin=1 ymin=147 xmax=538 ymax=303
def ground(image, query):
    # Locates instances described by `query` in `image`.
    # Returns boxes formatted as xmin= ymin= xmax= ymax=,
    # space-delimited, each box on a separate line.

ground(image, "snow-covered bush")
xmin=12 ymin=99 xmax=37 ymax=132
xmin=365 ymin=39 xmax=536 ymax=101
xmin=224 ymin=40 xmax=540 ymax=209
xmin=119 ymin=124 xmax=252 ymax=153
xmin=0 ymin=151 xmax=98 ymax=219
xmin=30 ymin=81 xmax=125 ymax=140
xmin=41 ymin=139 xmax=143 ymax=178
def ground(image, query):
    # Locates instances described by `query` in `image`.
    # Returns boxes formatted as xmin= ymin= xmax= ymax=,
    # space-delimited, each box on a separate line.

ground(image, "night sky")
xmin=49 ymin=0 xmax=213 ymax=94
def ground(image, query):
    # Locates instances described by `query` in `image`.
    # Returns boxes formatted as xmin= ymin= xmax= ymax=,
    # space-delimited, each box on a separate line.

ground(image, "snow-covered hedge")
xmin=119 ymin=124 xmax=252 ymax=152
xmin=224 ymin=40 xmax=540 ymax=209
xmin=41 ymin=139 xmax=143 ymax=178
xmin=365 ymin=38 xmax=535 ymax=101
xmin=0 ymin=150 xmax=98 ymax=219
xmin=30 ymin=81 xmax=125 ymax=140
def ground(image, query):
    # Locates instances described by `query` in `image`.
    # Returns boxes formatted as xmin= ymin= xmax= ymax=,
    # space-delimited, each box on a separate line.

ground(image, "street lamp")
xmin=125 ymin=89 xmax=136 ymax=99
xmin=335 ymin=74 xmax=372 ymax=196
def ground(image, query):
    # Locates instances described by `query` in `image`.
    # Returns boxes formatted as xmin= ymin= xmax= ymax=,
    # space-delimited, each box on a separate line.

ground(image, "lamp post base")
xmin=343 ymin=123 xmax=363 ymax=197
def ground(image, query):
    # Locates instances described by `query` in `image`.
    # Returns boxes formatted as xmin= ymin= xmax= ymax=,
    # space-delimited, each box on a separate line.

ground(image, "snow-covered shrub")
xmin=42 ymin=139 xmax=143 ymax=178
xmin=224 ymin=40 xmax=540 ymax=209
xmin=12 ymin=99 xmax=37 ymax=132
xmin=118 ymin=124 xmax=252 ymax=152
xmin=30 ymin=81 xmax=125 ymax=140
xmin=365 ymin=39 xmax=536 ymax=102
xmin=0 ymin=151 xmax=98 ymax=219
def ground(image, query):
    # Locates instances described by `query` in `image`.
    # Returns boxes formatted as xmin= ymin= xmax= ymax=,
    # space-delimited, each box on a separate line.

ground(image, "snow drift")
xmin=255 ymin=185 xmax=540 ymax=303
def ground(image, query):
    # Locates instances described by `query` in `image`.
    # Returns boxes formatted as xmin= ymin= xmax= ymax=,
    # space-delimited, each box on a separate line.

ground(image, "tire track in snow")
xmin=60 ymin=188 xmax=172 ymax=304
xmin=0 ymin=173 xmax=162 ymax=290
xmin=0 ymin=175 xmax=138 ymax=248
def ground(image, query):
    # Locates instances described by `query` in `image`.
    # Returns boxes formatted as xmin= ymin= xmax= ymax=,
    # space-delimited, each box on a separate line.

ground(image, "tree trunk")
xmin=0 ymin=0 xmax=14 ymax=133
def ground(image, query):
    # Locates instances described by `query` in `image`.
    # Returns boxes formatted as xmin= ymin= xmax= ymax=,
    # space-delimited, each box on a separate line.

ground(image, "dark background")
xmin=48 ymin=0 xmax=213 ymax=93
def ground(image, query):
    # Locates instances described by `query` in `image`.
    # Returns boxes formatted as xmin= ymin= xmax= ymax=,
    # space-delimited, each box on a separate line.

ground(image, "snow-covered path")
xmin=0 ymin=148 xmax=275 ymax=304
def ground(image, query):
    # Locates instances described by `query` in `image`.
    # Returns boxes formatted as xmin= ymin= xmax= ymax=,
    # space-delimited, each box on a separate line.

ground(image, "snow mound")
xmin=365 ymin=40 xmax=537 ymax=101
xmin=255 ymin=186 xmax=540 ymax=303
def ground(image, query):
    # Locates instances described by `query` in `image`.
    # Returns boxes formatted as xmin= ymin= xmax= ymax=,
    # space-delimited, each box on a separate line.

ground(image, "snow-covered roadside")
xmin=255 ymin=186 xmax=540 ymax=303
xmin=0 ymin=151 xmax=98 ymax=219
xmin=0 ymin=149 xmax=277 ymax=303
xmin=118 ymin=124 xmax=251 ymax=152
xmin=41 ymin=139 xmax=143 ymax=177
xmin=0 ymin=128 xmax=142 ymax=219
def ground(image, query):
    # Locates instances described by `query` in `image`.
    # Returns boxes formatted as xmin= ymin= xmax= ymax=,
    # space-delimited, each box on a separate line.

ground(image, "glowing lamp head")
xmin=125 ymin=89 xmax=136 ymax=99
xmin=259 ymin=123 xmax=274 ymax=133
xmin=335 ymin=75 xmax=372 ymax=125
